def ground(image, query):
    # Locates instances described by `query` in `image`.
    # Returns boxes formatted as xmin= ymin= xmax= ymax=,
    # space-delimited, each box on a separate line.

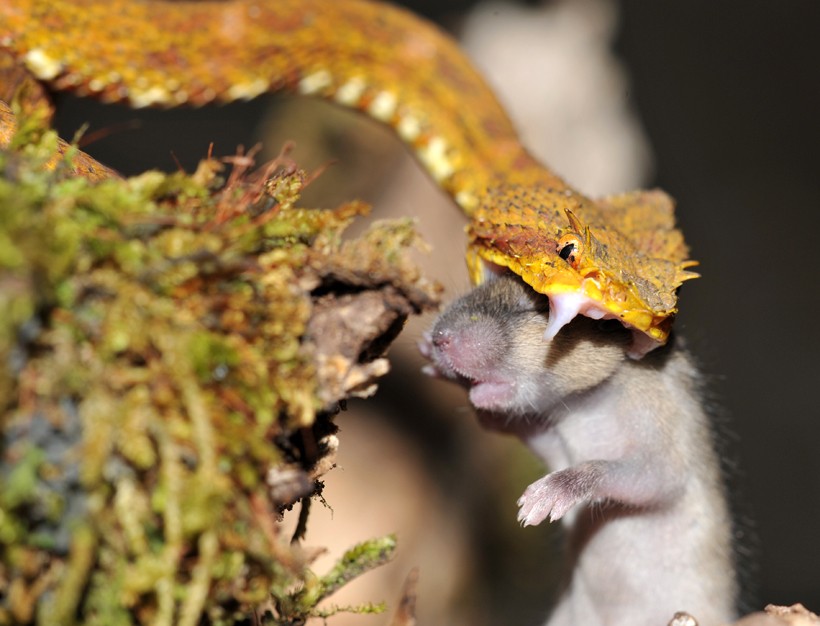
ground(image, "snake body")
xmin=0 ymin=0 xmax=698 ymax=353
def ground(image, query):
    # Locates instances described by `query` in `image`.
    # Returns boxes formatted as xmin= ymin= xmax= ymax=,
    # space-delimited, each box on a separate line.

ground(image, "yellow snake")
xmin=0 ymin=0 xmax=699 ymax=355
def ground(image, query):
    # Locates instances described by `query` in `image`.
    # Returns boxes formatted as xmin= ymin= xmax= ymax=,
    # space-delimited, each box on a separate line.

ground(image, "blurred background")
xmin=53 ymin=1 xmax=819 ymax=624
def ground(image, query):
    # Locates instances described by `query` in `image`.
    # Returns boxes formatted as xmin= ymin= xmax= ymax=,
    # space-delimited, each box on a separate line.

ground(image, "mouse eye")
xmin=556 ymin=233 xmax=584 ymax=269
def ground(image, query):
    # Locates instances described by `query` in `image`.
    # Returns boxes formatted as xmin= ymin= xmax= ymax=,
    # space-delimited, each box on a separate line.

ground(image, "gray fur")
xmin=421 ymin=274 xmax=737 ymax=626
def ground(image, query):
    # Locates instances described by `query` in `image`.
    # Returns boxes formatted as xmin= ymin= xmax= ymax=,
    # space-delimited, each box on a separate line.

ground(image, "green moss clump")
xmin=0 ymin=120 xmax=435 ymax=624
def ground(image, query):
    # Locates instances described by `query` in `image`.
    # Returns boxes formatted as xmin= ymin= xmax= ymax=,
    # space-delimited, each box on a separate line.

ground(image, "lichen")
xmin=0 ymin=120 xmax=438 ymax=624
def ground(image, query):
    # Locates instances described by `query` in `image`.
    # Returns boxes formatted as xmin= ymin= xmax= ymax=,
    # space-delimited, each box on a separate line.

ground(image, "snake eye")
xmin=556 ymin=233 xmax=584 ymax=269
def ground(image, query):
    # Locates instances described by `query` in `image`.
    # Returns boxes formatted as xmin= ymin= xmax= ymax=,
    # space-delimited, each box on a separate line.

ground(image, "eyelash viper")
xmin=0 ymin=0 xmax=699 ymax=355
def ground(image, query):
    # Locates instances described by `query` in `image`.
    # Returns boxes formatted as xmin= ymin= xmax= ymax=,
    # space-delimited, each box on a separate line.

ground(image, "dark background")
xmin=616 ymin=1 xmax=820 ymax=609
xmin=53 ymin=0 xmax=819 ymax=619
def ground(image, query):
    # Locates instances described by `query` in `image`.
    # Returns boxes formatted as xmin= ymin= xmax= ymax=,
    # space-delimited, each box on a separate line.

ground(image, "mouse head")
xmin=421 ymin=274 xmax=632 ymax=418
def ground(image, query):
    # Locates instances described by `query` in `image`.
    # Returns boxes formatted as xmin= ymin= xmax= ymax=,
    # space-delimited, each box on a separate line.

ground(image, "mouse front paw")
xmin=516 ymin=464 xmax=602 ymax=526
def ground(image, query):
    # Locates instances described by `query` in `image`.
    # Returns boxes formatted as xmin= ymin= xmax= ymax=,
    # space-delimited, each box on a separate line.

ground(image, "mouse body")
xmin=420 ymin=274 xmax=737 ymax=626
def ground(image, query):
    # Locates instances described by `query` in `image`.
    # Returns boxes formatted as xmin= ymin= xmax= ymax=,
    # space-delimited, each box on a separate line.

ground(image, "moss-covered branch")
xmin=0 ymin=116 xmax=439 ymax=624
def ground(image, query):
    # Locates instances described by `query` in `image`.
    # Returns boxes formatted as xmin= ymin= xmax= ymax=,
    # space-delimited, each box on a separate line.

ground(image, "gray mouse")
xmin=419 ymin=273 xmax=738 ymax=626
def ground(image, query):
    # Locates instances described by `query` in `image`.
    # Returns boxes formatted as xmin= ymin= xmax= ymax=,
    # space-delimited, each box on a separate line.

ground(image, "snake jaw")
xmin=469 ymin=251 xmax=665 ymax=358
xmin=466 ymin=234 xmax=679 ymax=357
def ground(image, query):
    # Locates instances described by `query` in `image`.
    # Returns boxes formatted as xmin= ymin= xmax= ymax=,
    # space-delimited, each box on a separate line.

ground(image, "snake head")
xmin=466 ymin=184 xmax=699 ymax=358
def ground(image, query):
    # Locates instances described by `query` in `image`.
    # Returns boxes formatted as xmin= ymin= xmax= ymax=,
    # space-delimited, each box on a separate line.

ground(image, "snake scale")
xmin=0 ymin=0 xmax=699 ymax=355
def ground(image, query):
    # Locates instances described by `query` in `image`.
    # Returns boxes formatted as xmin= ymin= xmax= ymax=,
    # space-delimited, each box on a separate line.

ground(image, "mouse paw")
xmin=516 ymin=474 xmax=576 ymax=526
xmin=516 ymin=465 xmax=602 ymax=526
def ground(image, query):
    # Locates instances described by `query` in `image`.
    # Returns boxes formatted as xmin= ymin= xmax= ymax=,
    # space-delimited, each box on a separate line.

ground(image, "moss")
xmin=0 ymin=120 xmax=438 ymax=624
xmin=278 ymin=535 xmax=398 ymax=621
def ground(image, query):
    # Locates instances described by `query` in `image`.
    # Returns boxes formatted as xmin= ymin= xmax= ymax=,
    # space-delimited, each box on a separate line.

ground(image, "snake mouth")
xmin=543 ymin=288 xmax=664 ymax=359
xmin=543 ymin=289 xmax=612 ymax=341
xmin=468 ymin=257 xmax=668 ymax=360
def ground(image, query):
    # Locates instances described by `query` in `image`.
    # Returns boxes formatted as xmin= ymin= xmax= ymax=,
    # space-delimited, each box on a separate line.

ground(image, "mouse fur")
xmin=420 ymin=273 xmax=738 ymax=626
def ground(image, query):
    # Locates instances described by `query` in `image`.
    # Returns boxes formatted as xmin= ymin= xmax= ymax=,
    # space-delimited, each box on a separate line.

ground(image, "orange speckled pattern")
xmin=0 ymin=0 xmax=698 ymax=348
xmin=0 ymin=47 xmax=118 ymax=180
